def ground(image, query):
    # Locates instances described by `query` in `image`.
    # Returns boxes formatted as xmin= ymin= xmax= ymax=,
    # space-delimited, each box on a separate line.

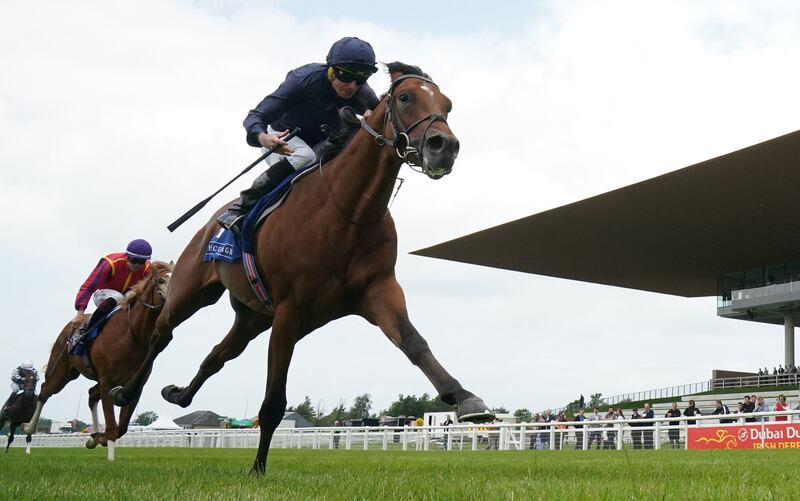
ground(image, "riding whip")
xmin=167 ymin=127 xmax=301 ymax=232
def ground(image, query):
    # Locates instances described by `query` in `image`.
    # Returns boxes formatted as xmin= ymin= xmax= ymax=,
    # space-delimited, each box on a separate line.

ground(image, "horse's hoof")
xmin=457 ymin=396 xmax=495 ymax=423
xmin=85 ymin=438 xmax=98 ymax=449
xmin=110 ymin=386 xmax=130 ymax=407
xmin=249 ymin=461 xmax=266 ymax=476
xmin=161 ymin=385 xmax=190 ymax=407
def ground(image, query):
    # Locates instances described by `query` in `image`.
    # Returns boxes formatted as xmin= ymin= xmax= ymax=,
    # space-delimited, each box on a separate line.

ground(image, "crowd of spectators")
xmin=758 ymin=364 xmax=799 ymax=376
xmin=527 ymin=394 xmax=793 ymax=450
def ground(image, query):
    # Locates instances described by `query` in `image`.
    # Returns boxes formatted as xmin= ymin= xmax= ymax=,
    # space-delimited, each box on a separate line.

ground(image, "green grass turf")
xmin=1 ymin=447 xmax=798 ymax=500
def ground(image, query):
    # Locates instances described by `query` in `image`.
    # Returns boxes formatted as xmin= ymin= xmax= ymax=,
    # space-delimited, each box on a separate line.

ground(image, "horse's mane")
xmin=121 ymin=260 xmax=173 ymax=307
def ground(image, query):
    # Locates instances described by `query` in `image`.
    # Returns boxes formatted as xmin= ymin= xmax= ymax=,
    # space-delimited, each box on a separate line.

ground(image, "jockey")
xmin=4 ymin=361 xmax=38 ymax=410
xmin=217 ymin=36 xmax=381 ymax=230
xmin=71 ymin=239 xmax=153 ymax=339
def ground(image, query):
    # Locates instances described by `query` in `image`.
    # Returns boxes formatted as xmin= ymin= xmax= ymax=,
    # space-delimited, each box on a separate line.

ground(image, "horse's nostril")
xmin=426 ymin=135 xmax=445 ymax=152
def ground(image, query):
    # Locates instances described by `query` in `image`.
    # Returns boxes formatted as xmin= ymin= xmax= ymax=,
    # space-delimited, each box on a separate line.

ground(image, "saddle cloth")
xmin=204 ymin=163 xmax=318 ymax=263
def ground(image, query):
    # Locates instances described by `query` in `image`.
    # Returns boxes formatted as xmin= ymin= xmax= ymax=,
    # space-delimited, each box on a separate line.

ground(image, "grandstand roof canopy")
xmin=413 ymin=129 xmax=800 ymax=298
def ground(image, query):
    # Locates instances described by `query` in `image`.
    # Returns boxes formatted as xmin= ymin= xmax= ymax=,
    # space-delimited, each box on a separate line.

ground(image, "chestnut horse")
xmin=1 ymin=370 xmax=37 ymax=453
xmin=25 ymin=261 xmax=173 ymax=461
xmin=111 ymin=62 xmax=493 ymax=474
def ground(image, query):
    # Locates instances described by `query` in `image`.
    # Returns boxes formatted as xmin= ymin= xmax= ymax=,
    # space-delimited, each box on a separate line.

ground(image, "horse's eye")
xmin=398 ymin=93 xmax=410 ymax=103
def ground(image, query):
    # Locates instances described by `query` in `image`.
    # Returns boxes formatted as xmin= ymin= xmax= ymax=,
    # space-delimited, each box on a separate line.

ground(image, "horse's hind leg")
xmin=25 ymin=339 xmax=79 ymax=434
xmin=362 ymin=278 xmax=493 ymax=422
xmin=5 ymin=425 xmax=15 ymax=452
xmin=112 ymin=276 xmax=225 ymax=407
xmin=163 ymin=298 xmax=271 ymax=408
xmin=24 ymin=433 xmax=31 ymax=454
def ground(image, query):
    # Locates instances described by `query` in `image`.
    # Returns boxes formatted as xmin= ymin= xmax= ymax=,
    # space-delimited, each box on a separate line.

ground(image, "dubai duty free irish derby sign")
xmin=688 ymin=422 xmax=800 ymax=450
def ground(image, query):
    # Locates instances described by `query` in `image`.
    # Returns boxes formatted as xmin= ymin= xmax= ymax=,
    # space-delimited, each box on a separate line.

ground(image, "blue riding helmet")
xmin=326 ymin=37 xmax=378 ymax=74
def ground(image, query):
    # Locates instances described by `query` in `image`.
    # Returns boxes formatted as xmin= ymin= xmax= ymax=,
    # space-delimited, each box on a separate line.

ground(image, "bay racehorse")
xmin=25 ymin=261 xmax=172 ymax=461
xmin=111 ymin=62 xmax=493 ymax=474
xmin=1 ymin=370 xmax=37 ymax=453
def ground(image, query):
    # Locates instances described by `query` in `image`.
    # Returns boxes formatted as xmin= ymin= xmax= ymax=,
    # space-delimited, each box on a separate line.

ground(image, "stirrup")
xmin=216 ymin=211 xmax=245 ymax=231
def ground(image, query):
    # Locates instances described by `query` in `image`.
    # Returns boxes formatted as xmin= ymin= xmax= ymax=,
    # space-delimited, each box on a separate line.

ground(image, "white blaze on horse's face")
xmin=156 ymin=273 xmax=172 ymax=299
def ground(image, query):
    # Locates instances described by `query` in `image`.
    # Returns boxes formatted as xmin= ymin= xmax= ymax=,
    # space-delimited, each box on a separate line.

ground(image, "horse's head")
xmin=20 ymin=371 xmax=37 ymax=395
xmin=123 ymin=260 xmax=174 ymax=310
xmin=382 ymin=62 xmax=460 ymax=179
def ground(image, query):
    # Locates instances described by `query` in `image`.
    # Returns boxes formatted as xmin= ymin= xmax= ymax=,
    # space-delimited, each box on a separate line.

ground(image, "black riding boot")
xmin=73 ymin=297 xmax=118 ymax=345
xmin=217 ymin=158 xmax=296 ymax=230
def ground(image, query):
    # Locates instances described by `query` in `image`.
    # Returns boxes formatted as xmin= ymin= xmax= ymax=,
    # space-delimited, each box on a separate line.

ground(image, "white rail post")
xmin=654 ymin=421 xmax=661 ymax=450
xmin=363 ymin=428 xmax=369 ymax=450
xmin=423 ymin=427 xmax=429 ymax=451
xmin=345 ymin=429 xmax=352 ymax=450
xmin=382 ymin=428 xmax=388 ymax=451
xmin=401 ymin=426 xmax=408 ymax=451
xmin=472 ymin=428 xmax=478 ymax=451
xmin=519 ymin=425 xmax=526 ymax=451
xmin=549 ymin=425 xmax=556 ymax=451
xmin=616 ymin=423 xmax=623 ymax=450
xmin=582 ymin=424 xmax=588 ymax=450
xmin=499 ymin=426 xmax=507 ymax=450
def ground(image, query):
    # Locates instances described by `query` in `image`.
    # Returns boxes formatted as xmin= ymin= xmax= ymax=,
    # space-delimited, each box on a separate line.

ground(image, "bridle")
xmin=360 ymin=74 xmax=449 ymax=173
xmin=127 ymin=267 xmax=170 ymax=348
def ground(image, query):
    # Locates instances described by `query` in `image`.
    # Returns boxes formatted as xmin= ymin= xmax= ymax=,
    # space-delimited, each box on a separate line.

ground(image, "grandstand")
xmin=414 ymin=128 xmax=800 ymax=367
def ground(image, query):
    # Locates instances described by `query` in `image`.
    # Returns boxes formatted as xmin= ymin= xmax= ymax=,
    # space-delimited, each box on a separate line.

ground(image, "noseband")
xmin=360 ymin=74 xmax=449 ymax=170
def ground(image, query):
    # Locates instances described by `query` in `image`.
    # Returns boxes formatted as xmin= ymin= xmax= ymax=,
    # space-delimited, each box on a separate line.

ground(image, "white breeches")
xmin=265 ymin=125 xmax=316 ymax=170
xmin=10 ymin=382 xmax=21 ymax=393
xmin=92 ymin=289 xmax=124 ymax=307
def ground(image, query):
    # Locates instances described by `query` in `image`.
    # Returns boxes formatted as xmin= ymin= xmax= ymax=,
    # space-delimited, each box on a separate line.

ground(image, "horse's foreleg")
xmin=163 ymin=303 xmax=270 ymax=408
xmin=86 ymin=385 xmax=101 ymax=449
xmin=251 ymin=305 xmax=299 ymax=475
xmin=25 ymin=433 xmax=31 ymax=454
xmin=116 ymin=396 xmax=140 ymax=441
xmin=362 ymin=279 xmax=494 ymax=423
xmin=113 ymin=283 xmax=225 ymax=407
xmin=5 ymin=425 xmax=15 ymax=452
xmin=98 ymin=383 xmax=119 ymax=461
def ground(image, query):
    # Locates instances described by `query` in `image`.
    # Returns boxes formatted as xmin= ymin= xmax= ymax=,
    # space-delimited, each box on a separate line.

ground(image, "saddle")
xmin=68 ymin=307 xmax=122 ymax=379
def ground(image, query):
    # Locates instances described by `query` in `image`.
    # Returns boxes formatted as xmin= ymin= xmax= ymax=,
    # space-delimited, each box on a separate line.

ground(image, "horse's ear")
xmin=169 ymin=260 xmax=175 ymax=265
xmin=389 ymin=69 xmax=404 ymax=82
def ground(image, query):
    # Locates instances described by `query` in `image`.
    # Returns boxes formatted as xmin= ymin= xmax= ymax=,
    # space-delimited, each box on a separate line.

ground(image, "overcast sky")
xmin=2 ymin=0 xmax=800 ymax=425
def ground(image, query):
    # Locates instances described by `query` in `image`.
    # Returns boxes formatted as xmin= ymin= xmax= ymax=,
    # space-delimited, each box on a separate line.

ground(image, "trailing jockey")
xmin=70 ymin=239 xmax=153 ymax=345
xmin=2 ymin=362 xmax=38 ymax=413
xmin=217 ymin=36 xmax=380 ymax=230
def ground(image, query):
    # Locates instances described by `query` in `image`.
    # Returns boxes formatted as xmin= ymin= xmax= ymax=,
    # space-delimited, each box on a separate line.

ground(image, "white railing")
xmin=4 ymin=410 xmax=799 ymax=451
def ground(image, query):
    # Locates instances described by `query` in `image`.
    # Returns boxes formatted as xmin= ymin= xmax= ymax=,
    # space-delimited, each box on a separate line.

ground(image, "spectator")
xmin=741 ymin=395 xmax=756 ymax=423
xmin=603 ymin=407 xmax=616 ymax=450
xmin=629 ymin=408 xmax=642 ymax=450
xmin=555 ymin=412 xmax=568 ymax=450
xmin=775 ymin=394 xmax=789 ymax=422
xmin=441 ymin=415 xmax=453 ymax=450
xmin=641 ymin=403 xmax=655 ymax=449
xmin=711 ymin=400 xmax=733 ymax=424
xmin=529 ymin=413 xmax=541 ymax=450
xmin=574 ymin=408 xmax=586 ymax=450
xmin=587 ymin=407 xmax=603 ymax=450
xmin=332 ymin=420 xmax=342 ymax=449
xmin=773 ymin=366 xmax=778 ymax=376
xmin=665 ymin=403 xmax=682 ymax=449
xmin=754 ymin=396 xmax=769 ymax=421
xmin=683 ymin=400 xmax=701 ymax=426
xmin=579 ymin=394 xmax=585 ymax=410
xmin=541 ymin=410 xmax=554 ymax=450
